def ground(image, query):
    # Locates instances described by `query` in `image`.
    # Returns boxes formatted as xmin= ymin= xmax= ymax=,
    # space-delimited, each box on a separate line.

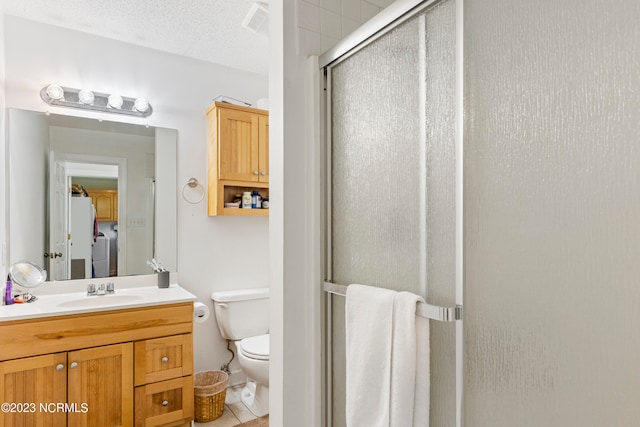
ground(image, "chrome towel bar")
xmin=324 ymin=281 xmax=462 ymax=322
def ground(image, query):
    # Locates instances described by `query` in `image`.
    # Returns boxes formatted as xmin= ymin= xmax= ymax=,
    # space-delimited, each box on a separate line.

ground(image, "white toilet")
xmin=211 ymin=288 xmax=269 ymax=417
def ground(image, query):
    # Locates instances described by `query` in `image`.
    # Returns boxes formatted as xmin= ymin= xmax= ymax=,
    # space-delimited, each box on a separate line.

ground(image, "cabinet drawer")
xmin=134 ymin=376 xmax=194 ymax=427
xmin=134 ymin=334 xmax=193 ymax=386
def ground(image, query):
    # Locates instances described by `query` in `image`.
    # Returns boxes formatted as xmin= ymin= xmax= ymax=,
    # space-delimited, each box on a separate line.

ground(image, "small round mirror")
xmin=9 ymin=261 xmax=47 ymax=289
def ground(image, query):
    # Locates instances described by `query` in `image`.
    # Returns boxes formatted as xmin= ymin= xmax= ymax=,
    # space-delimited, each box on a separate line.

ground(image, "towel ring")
xmin=181 ymin=178 xmax=205 ymax=204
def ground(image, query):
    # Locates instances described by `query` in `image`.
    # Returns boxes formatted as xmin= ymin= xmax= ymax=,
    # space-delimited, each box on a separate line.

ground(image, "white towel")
xmin=345 ymin=284 xmax=430 ymax=427
xmin=392 ymin=291 xmax=430 ymax=427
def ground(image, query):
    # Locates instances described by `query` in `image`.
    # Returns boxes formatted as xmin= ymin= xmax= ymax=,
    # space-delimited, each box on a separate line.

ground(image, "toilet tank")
xmin=211 ymin=288 xmax=269 ymax=340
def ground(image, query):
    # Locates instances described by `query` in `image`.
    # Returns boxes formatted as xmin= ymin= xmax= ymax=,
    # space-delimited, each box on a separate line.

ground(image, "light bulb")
xmin=133 ymin=98 xmax=149 ymax=113
xmin=46 ymin=84 xmax=64 ymax=100
xmin=78 ymin=89 xmax=95 ymax=105
xmin=108 ymin=94 xmax=123 ymax=109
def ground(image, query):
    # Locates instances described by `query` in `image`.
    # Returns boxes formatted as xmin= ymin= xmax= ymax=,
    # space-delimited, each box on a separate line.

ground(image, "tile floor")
xmin=195 ymin=384 xmax=259 ymax=427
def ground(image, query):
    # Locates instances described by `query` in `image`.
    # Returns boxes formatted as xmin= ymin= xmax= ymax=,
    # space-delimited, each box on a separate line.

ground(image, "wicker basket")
xmin=194 ymin=370 xmax=229 ymax=422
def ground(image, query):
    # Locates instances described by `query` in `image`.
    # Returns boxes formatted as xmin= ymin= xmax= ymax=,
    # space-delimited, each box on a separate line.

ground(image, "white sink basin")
xmin=56 ymin=293 xmax=145 ymax=308
xmin=0 ymin=276 xmax=198 ymax=322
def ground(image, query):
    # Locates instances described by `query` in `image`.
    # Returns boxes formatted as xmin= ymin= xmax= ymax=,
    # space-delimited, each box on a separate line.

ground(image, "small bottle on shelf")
xmin=251 ymin=190 xmax=260 ymax=208
xmin=242 ymin=192 xmax=252 ymax=209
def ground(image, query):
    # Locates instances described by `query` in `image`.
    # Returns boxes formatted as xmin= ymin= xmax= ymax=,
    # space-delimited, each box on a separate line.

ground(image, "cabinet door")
xmin=258 ymin=114 xmax=269 ymax=183
xmin=0 ymin=353 xmax=67 ymax=427
xmin=134 ymin=334 xmax=193 ymax=386
xmin=67 ymin=343 xmax=133 ymax=427
xmin=218 ymin=108 xmax=260 ymax=182
xmin=134 ymin=376 xmax=194 ymax=427
xmin=92 ymin=192 xmax=115 ymax=222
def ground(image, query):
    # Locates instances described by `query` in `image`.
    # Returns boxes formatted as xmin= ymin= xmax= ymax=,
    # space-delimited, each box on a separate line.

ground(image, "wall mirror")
xmin=7 ymin=108 xmax=177 ymax=281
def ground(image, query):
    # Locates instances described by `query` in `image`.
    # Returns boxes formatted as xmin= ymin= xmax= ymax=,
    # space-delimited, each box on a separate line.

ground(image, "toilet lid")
xmin=240 ymin=334 xmax=269 ymax=361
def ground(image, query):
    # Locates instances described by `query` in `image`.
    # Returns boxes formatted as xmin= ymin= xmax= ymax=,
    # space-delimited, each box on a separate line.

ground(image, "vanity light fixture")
xmin=45 ymin=84 xmax=65 ymax=101
xmin=107 ymin=93 xmax=124 ymax=109
xmin=78 ymin=89 xmax=95 ymax=105
xmin=40 ymin=84 xmax=153 ymax=117
xmin=133 ymin=97 xmax=150 ymax=113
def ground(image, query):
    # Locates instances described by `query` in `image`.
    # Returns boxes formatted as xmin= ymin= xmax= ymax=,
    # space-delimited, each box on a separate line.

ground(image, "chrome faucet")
xmin=87 ymin=282 xmax=115 ymax=296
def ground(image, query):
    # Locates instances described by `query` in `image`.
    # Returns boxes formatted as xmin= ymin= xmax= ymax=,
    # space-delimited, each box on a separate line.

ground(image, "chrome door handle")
xmin=44 ymin=252 xmax=63 ymax=258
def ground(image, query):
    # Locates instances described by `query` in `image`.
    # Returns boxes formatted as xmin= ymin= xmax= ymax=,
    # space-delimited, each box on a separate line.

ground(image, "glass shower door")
xmin=323 ymin=0 xmax=640 ymax=425
xmin=324 ymin=1 xmax=458 ymax=425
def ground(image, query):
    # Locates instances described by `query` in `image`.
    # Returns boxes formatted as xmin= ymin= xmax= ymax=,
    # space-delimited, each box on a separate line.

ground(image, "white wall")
xmin=2 ymin=15 xmax=269 ymax=375
xmin=296 ymin=0 xmax=394 ymax=54
xmin=0 ymin=15 xmax=6 ymax=280
xmin=270 ymin=1 xmax=324 ymax=425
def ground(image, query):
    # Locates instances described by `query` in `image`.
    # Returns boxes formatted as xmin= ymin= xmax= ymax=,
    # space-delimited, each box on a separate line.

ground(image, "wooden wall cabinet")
xmin=0 ymin=303 xmax=193 ymax=427
xmin=86 ymin=189 xmax=118 ymax=222
xmin=206 ymin=102 xmax=269 ymax=216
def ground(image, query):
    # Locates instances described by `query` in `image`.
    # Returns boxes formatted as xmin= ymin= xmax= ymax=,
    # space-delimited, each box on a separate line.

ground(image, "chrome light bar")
xmin=40 ymin=85 xmax=153 ymax=118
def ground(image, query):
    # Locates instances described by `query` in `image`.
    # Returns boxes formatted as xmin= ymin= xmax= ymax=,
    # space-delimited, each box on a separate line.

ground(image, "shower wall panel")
xmin=464 ymin=0 xmax=640 ymax=425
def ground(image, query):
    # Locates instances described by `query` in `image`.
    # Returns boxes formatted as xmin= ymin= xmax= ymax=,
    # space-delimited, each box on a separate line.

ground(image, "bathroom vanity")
xmin=0 ymin=282 xmax=195 ymax=427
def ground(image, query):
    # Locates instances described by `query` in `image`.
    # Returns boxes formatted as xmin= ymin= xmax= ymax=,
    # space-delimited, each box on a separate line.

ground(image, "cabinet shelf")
xmin=222 ymin=207 xmax=269 ymax=216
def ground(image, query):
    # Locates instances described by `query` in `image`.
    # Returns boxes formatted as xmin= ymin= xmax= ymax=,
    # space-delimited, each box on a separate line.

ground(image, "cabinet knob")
xmin=70 ymin=362 xmax=78 ymax=369
xmin=162 ymin=400 xmax=169 ymax=407
xmin=261 ymin=171 xmax=267 ymax=176
xmin=56 ymin=364 xmax=64 ymax=371
xmin=161 ymin=357 xmax=169 ymax=363
xmin=253 ymin=170 xmax=259 ymax=175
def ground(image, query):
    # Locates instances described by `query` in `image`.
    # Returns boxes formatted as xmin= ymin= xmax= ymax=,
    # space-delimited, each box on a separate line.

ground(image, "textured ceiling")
xmin=1 ymin=0 xmax=269 ymax=75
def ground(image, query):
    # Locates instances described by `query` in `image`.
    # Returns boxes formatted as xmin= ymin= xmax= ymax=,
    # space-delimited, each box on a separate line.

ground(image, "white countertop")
xmin=0 ymin=274 xmax=196 ymax=322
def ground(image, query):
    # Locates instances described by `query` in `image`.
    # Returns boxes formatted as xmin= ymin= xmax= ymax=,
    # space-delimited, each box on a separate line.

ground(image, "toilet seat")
xmin=239 ymin=334 xmax=269 ymax=361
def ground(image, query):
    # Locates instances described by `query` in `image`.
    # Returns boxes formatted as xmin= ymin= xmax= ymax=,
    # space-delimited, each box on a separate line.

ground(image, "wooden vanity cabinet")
xmin=0 ymin=303 xmax=193 ymax=427
xmin=206 ymin=102 xmax=269 ymax=216
xmin=0 ymin=343 xmax=133 ymax=427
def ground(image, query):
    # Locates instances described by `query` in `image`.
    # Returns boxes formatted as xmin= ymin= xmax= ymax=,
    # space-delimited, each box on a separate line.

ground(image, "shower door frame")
xmin=319 ymin=0 xmax=465 ymax=425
